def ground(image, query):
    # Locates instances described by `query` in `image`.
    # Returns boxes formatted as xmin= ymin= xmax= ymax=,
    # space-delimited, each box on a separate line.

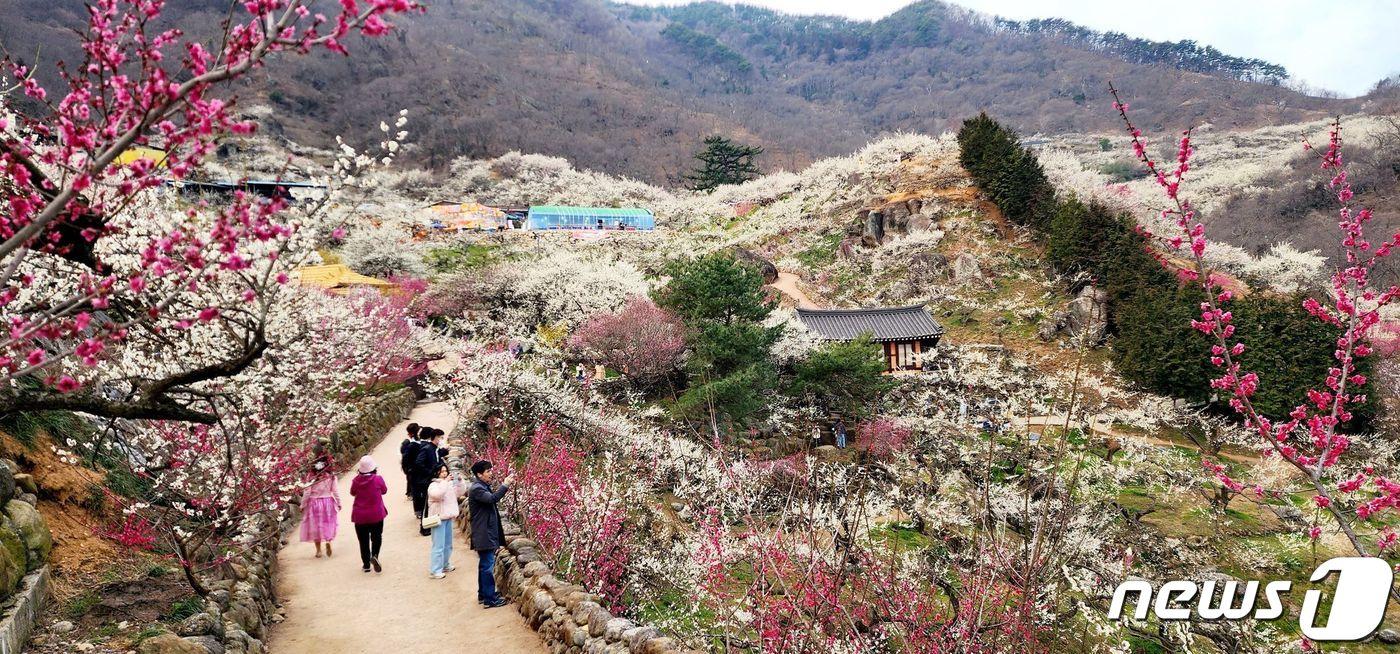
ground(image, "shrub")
xmin=854 ymin=417 xmax=913 ymax=460
xmin=424 ymin=243 xmax=498 ymax=273
xmin=1099 ymin=158 xmax=1151 ymax=182
xmin=163 ymin=596 xmax=203 ymax=622
xmin=789 ymin=335 xmax=893 ymax=416
xmin=0 ymin=410 xmax=89 ymax=448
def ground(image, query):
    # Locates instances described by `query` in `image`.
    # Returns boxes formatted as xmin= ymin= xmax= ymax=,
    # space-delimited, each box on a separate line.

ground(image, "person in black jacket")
xmin=411 ymin=429 xmax=444 ymax=531
xmin=398 ymin=422 xmax=420 ymax=499
xmin=468 ymin=459 xmax=512 ymax=608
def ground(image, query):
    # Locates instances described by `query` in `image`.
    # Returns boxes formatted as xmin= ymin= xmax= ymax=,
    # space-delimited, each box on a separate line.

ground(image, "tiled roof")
xmin=796 ymin=304 xmax=943 ymax=342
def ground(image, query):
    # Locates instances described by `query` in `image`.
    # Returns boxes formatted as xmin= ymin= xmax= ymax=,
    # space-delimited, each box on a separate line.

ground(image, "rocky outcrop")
xmin=139 ymin=632 xmax=216 ymax=654
xmin=1037 ymin=286 xmax=1108 ymax=344
xmin=951 ymin=252 xmax=982 ymax=284
xmin=908 ymin=252 xmax=949 ymax=286
xmin=0 ymin=460 xmax=47 ymax=596
xmin=861 ymin=209 xmax=886 ymax=246
xmin=4 ymin=500 xmax=51 ymax=572
xmin=885 ymin=201 xmax=913 ymax=234
xmin=729 ymin=247 xmax=778 ymax=284
xmin=859 ymin=197 xmax=944 ymax=242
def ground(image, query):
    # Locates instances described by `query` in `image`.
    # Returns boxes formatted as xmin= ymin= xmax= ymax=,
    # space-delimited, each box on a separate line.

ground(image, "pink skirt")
xmin=300 ymin=497 xmax=339 ymax=543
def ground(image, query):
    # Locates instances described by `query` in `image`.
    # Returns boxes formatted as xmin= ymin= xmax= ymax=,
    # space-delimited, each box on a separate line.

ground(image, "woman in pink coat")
xmin=300 ymin=455 xmax=341 ymax=558
xmin=425 ymin=462 xmax=467 ymax=579
xmin=350 ymin=455 xmax=388 ymax=573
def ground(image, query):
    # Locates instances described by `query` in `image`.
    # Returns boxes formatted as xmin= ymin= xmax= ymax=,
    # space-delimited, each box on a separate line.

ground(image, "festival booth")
xmin=424 ymin=201 xmax=512 ymax=231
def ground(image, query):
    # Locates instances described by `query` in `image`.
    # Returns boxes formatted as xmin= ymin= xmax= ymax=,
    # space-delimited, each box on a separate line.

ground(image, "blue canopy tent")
xmin=524 ymin=206 xmax=655 ymax=231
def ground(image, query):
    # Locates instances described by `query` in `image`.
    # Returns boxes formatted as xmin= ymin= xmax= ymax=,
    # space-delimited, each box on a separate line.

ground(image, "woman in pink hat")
xmin=350 ymin=455 xmax=389 ymax=573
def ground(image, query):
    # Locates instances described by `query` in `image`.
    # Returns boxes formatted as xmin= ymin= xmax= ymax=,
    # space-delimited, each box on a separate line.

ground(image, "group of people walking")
xmin=295 ymin=421 xmax=514 ymax=608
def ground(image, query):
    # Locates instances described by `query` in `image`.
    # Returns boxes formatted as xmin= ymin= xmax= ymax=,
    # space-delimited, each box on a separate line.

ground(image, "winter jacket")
xmin=427 ymin=477 xmax=467 ymax=521
xmin=468 ymin=479 xmax=509 ymax=551
xmin=349 ymin=473 xmax=388 ymax=524
xmin=399 ymin=439 xmax=419 ymax=472
xmin=413 ymin=442 xmax=443 ymax=480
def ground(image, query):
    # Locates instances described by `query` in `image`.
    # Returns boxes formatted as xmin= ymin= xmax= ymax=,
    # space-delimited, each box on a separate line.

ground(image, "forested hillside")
xmin=0 ymin=0 xmax=1386 ymax=183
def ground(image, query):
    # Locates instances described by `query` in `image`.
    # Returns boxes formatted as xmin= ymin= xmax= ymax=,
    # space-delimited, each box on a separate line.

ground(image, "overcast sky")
xmin=619 ymin=0 xmax=1399 ymax=97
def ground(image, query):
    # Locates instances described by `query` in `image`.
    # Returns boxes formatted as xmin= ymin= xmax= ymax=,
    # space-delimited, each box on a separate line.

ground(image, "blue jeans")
xmin=477 ymin=548 xmax=502 ymax=604
xmin=836 ymin=432 xmax=847 ymax=448
xmin=429 ymin=518 xmax=453 ymax=575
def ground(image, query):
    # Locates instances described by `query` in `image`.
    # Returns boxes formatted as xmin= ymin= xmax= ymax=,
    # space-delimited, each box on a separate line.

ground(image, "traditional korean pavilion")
xmin=796 ymin=304 xmax=944 ymax=372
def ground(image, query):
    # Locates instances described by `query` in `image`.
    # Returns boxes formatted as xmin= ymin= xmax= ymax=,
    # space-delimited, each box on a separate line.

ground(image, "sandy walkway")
xmin=267 ymin=402 xmax=545 ymax=654
xmin=770 ymin=271 xmax=819 ymax=309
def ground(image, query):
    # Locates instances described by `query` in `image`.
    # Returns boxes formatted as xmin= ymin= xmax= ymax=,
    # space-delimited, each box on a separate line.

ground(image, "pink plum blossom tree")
xmin=0 ymin=0 xmax=422 ymax=423
xmin=567 ymin=297 xmax=686 ymax=386
xmin=82 ymin=280 xmax=431 ymax=594
xmin=1110 ymin=85 xmax=1400 ymax=559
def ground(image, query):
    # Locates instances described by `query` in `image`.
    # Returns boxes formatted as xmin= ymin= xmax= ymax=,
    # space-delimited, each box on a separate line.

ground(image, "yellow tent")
xmin=293 ymin=264 xmax=396 ymax=295
xmin=114 ymin=146 xmax=169 ymax=168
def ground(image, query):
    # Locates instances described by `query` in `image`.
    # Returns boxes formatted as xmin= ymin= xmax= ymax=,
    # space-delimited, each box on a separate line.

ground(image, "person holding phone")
xmin=468 ymin=460 xmax=513 ymax=608
xmin=425 ymin=462 xmax=466 ymax=579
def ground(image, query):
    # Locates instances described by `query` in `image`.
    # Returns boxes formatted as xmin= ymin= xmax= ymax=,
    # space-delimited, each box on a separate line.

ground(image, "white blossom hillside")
xmin=1037 ymin=113 xmax=1400 ymax=286
xmin=5 ymin=2 xmax=1400 ymax=653
xmin=336 ymin=121 xmax=1400 ymax=652
xmin=138 ymin=104 xmax=1400 ymax=653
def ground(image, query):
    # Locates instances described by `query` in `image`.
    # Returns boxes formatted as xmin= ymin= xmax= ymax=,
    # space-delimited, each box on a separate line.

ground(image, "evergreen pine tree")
xmin=686 ymin=136 xmax=764 ymax=192
xmin=654 ymin=253 xmax=780 ymax=428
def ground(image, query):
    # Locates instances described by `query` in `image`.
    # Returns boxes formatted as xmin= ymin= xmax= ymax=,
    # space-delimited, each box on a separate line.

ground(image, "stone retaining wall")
xmin=0 ymin=567 xmax=47 ymax=654
xmin=445 ymin=426 xmax=684 ymax=654
xmin=492 ymin=533 xmax=683 ymax=654
xmin=140 ymin=387 xmax=416 ymax=654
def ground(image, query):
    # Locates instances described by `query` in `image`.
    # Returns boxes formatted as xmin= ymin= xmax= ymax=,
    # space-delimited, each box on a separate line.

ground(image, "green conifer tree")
xmin=686 ymin=136 xmax=763 ymax=192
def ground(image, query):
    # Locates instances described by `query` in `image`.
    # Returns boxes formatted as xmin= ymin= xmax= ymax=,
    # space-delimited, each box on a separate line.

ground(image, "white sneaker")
xmin=429 ymin=572 xmax=446 ymax=579
xmin=445 ymin=565 xmax=457 ymax=573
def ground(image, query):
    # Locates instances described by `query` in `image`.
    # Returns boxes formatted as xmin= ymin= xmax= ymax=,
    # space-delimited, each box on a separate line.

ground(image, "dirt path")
xmin=770 ymin=271 xmax=819 ymax=308
xmin=267 ymin=401 xmax=545 ymax=654
xmin=1018 ymin=414 xmax=1259 ymax=464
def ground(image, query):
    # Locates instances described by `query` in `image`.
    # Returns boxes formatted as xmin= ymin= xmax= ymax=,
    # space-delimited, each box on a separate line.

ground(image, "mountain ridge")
xmin=0 ymin=0 xmax=1391 ymax=184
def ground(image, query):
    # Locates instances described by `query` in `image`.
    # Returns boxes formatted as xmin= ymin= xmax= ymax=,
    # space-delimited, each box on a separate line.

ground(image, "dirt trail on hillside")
xmin=770 ymin=271 xmax=819 ymax=309
xmin=1017 ymin=414 xmax=1259 ymax=464
xmin=268 ymin=402 xmax=545 ymax=654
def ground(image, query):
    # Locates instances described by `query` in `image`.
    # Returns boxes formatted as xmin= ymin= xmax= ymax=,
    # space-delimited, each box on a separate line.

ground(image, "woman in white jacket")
xmin=425 ymin=462 xmax=467 ymax=579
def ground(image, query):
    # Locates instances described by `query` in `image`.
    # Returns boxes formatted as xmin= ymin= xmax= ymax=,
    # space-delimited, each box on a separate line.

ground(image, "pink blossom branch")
xmin=1109 ymin=83 xmax=1400 ymax=558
